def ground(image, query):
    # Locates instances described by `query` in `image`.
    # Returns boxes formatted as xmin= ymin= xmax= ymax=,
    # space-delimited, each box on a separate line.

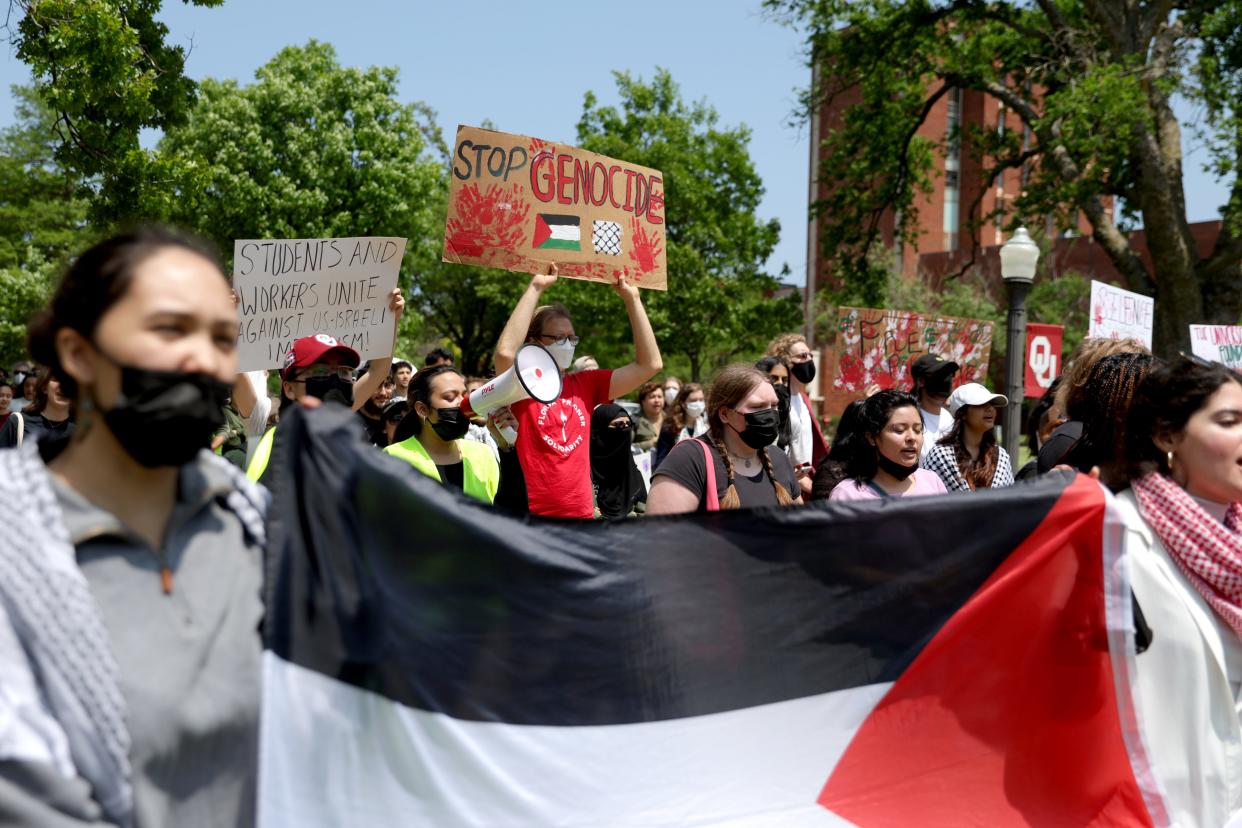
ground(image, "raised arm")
xmin=494 ymin=267 xmax=558 ymax=375
xmin=608 ymin=276 xmax=663 ymax=399
xmin=352 ymin=288 xmax=404 ymax=412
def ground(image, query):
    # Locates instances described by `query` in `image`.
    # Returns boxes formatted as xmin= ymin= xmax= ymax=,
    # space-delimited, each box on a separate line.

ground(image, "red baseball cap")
xmin=281 ymin=333 xmax=361 ymax=380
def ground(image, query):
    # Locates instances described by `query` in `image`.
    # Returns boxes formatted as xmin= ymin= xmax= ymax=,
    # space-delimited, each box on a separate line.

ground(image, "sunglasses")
xmin=1178 ymin=351 xmax=1242 ymax=382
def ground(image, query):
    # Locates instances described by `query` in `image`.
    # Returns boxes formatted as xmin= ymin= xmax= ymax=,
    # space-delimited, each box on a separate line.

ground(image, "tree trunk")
xmin=688 ymin=352 xmax=702 ymax=384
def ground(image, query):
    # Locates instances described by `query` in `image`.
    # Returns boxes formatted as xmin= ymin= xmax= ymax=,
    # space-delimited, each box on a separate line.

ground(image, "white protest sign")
xmin=1189 ymin=324 xmax=1242 ymax=370
xmin=1088 ymin=280 xmax=1154 ymax=348
xmin=233 ymin=237 xmax=406 ymax=371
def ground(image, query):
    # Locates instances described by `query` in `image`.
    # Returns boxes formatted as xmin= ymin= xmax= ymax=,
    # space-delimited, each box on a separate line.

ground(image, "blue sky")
xmin=0 ymin=1 xmax=1231 ymax=286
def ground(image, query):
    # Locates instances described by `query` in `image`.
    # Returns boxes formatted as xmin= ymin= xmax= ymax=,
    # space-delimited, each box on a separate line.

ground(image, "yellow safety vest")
xmin=384 ymin=434 xmax=500 ymax=504
xmin=246 ymin=427 xmax=277 ymax=483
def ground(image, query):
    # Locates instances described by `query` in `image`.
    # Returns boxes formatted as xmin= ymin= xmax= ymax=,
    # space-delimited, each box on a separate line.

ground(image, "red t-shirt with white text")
xmin=513 ymin=369 xmax=614 ymax=518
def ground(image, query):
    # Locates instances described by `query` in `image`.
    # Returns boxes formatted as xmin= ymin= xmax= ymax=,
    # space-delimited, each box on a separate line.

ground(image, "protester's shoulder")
xmin=913 ymin=468 xmax=949 ymax=493
xmin=764 ymin=444 xmax=796 ymax=475
xmin=654 ymin=436 xmax=708 ymax=482
xmin=196 ymin=450 xmax=269 ymax=547
xmin=1112 ymin=487 xmax=1151 ymax=538
xmin=567 ymin=369 xmax=614 ymax=402
xmin=828 ymin=479 xmax=870 ymax=501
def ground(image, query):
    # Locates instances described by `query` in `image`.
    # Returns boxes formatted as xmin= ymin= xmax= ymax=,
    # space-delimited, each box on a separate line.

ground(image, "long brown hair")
xmin=937 ymin=407 xmax=999 ymax=489
xmin=707 ymin=364 xmax=794 ymax=509
xmin=663 ymin=382 xmax=704 ymax=435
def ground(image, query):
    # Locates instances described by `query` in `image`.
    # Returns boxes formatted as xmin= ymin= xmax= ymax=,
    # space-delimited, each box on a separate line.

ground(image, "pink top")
xmin=828 ymin=468 xmax=949 ymax=501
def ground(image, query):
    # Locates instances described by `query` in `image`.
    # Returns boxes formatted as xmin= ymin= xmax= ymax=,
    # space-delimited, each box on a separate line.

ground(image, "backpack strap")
xmin=13 ymin=412 xmax=23 ymax=447
xmin=698 ymin=438 xmax=720 ymax=512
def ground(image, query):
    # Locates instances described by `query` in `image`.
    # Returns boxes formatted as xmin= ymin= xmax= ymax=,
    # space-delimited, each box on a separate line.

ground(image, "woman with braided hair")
xmin=1113 ymin=355 xmax=1242 ymax=826
xmin=646 ymin=364 xmax=800 ymax=514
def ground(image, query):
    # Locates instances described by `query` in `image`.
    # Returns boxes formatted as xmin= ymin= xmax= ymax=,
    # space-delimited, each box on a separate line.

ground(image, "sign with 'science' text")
xmin=233 ymin=236 xmax=406 ymax=372
xmin=442 ymin=125 xmax=667 ymax=290
xmin=1088 ymin=280 xmax=1153 ymax=348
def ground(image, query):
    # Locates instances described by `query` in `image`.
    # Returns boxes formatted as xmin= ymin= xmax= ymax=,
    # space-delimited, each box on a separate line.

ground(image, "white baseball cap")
xmin=948 ymin=383 xmax=1008 ymax=416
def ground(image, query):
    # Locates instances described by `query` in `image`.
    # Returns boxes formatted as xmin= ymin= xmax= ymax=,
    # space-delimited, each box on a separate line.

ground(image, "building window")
xmin=943 ymin=88 xmax=962 ymax=251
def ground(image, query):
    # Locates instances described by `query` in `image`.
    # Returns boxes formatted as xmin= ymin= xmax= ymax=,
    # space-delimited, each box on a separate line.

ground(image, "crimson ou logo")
xmin=1029 ymin=336 xmax=1058 ymax=388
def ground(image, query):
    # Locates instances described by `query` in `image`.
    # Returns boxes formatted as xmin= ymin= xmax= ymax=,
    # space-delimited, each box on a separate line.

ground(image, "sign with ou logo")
xmin=1024 ymin=324 xmax=1064 ymax=398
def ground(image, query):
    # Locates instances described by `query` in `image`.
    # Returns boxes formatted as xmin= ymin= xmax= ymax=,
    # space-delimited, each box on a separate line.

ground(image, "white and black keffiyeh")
xmin=0 ymin=441 xmax=134 ymax=826
xmin=922 ymin=443 xmax=1014 ymax=492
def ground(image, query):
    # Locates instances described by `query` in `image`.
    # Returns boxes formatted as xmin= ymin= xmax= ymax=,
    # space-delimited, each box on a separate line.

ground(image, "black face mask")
xmin=99 ymin=363 xmax=230 ymax=468
xmin=876 ymin=452 xmax=919 ymax=480
xmin=924 ymin=373 xmax=954 ymax=398
xmin=730 ymin=407 xmax=780 ymax=450
xmin=428 ymin=406 xmax=471 ymax=441
xmin=791 ymin=360 xmax=816 ymax=385
xmin=305 ymin=375 xmax=355 ymax=407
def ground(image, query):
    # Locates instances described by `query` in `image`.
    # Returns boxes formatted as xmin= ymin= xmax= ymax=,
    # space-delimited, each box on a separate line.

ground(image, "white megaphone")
xmin=460 ymin=343 xmax=562 ymax=420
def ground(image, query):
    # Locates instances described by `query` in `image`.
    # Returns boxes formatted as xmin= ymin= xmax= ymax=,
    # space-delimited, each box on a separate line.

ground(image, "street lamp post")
xmin=999 ymin=227 xmax=1040 ymax=472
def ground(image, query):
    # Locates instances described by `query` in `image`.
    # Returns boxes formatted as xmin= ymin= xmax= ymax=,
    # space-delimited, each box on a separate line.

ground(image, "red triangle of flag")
xmin=819 ymin=476 xmax=1156 ymax=827
xmin=532 ymin=214 xmax=551 ymax=248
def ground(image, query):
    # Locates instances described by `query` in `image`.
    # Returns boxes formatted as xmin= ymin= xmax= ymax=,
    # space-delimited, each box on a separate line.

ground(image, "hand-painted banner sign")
xmin=233 ymin=236 xmax=405 ymax=372
xmin=1088 ymin=280 xmax=1154 ymax=348
xmin=824 ymin=307 xmax=994 ymax=416
xmin=442 ymin=125 xmax=667 ymax=290
xmin=1189 ymin=324 xmax=1242 ymax=370
xmin=1024 ymin=323 xmax=1064 ymax=398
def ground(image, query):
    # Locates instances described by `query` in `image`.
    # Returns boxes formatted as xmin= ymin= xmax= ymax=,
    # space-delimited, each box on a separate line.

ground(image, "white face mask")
xmin=686 ymin=400 xmax=705 ymax=417
xmin=545 ymin=340 xmax=576 ymax=372
xmin=664 ymin=387 xmax=679 ymax=404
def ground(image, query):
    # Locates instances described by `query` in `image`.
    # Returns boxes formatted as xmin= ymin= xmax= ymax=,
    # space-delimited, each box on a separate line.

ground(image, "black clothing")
xmin=654 ymin=436 xmax=797 ymax=512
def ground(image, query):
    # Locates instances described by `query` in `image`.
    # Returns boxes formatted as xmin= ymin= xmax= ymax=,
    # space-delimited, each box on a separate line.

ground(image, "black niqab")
xmin=590 ymin=403 xmax=645 ymax=519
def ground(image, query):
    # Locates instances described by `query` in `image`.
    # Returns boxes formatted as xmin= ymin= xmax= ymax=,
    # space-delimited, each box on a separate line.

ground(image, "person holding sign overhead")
xmin=494 ymin=266 xmax=662 ymax=518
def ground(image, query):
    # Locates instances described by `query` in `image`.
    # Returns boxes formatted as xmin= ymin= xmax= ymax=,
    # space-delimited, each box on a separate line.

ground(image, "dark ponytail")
xmin=391 ymin=365 xmax=462 ymax=443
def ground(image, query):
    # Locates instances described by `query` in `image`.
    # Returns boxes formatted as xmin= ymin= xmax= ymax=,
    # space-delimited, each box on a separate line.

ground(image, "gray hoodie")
xmin=0 ymin=444 xmax=265 ymax=827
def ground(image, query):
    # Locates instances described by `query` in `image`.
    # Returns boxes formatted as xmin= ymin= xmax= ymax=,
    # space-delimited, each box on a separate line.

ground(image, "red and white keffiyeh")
xmin=1132 ymin=471 xmax=1242 ymax=638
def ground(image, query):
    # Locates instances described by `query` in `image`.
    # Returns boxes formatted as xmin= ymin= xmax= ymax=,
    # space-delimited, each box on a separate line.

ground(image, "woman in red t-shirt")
xmin=493 ymin=267 xmax=662 ymax=518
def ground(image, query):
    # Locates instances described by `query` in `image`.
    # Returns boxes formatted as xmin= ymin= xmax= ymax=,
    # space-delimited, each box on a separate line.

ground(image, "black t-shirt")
xmin=357 ymin=411 xmax=388 ymax=447
xmin=653 ymin=436 xmax=797 ymax=511
xmin=435 ymin=461 xmax=465 ymax=491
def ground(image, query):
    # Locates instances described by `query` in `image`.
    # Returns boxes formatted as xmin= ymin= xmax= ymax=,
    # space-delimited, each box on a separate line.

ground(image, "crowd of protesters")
xmin=1 ymin=225 xmax=1241 ymax=825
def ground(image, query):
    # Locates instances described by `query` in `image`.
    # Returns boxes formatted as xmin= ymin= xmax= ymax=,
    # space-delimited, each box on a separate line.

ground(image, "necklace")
xmin=728 ymin=449 xmax=758 ymax=471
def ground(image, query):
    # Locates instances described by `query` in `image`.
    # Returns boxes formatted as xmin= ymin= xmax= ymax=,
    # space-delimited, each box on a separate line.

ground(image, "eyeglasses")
xmin=291 ymin=365 xmax=356 ymax=382
xmin=537 ymin=334 xmax=581 ymax=347
xmin=789 ymin=351 xmax=813 ymax=362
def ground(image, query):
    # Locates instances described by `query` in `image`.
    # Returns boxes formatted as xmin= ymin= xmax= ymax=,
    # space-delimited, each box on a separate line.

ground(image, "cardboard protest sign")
xmin=442 ymin=125 xmax=667 ymax=290
xmin=233 ymin=237 xmax=405 ymax=372
xmin=1088 ymin=280 xmax=1153 ymax=348
xmin=1189 ymin=324 xmax=1242 ymax=370
xmin=824 ymin=307 xmax=994 ymax=416
xmin=1024 ymin=323 xmax=1064 ymax=398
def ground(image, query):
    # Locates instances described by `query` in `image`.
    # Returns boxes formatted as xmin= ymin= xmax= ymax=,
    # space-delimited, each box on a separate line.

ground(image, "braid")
xmin=757 ymin=446 xmax=795 ymax=505
xmin=711 ymin=435 xmax=742 ymax=510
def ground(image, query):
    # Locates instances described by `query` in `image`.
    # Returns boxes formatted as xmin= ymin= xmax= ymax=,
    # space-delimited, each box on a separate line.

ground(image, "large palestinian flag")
xmin=259 ymin=406 xmax=1166 ymax=827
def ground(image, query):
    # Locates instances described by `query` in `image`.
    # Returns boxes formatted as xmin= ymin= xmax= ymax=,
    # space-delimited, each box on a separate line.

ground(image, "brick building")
xmin=805 ymin=76 xmax=1222 ymax=298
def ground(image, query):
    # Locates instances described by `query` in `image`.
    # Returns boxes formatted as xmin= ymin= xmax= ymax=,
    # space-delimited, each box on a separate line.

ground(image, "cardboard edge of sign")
xmin=438 ymin=252 xmax=668 ymax=291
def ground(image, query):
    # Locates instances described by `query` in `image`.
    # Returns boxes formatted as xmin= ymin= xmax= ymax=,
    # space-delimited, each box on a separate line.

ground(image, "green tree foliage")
xmin=10 ymin=0 xmax=225 ymax=221
xmin=768 ymin=0 xmax=1242 ymax=355
xmin=157 ymin=41 xmax=447 ymax=357
xmin=557 ymin=69 xmax=800 ymax=383
xmin=0 ymin=85 xmax=94 ymax=368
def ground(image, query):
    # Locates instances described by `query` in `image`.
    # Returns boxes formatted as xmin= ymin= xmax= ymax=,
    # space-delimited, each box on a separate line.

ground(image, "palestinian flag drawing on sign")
xmin=259 ymin=406 xmax=1171 ymax=828
xmin=532 ymin=214 xmax=581 ymax=251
